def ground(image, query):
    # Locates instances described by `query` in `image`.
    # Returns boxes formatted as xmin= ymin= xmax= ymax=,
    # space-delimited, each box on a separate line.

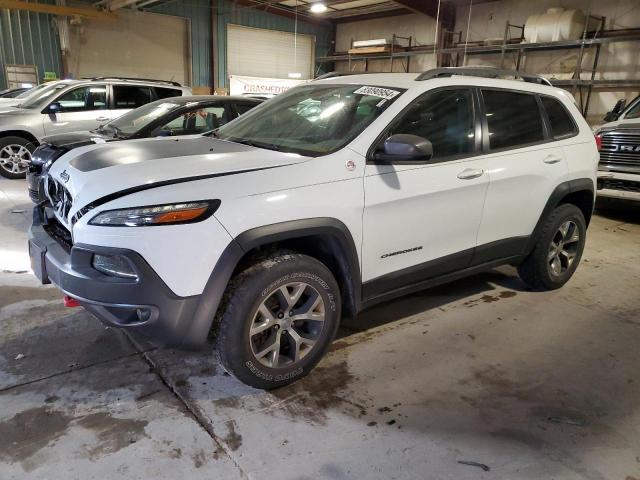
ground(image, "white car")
xmin=29 ymin=68 xmax=598 ymax=389
xmin=594 ymin=95 xmax=640 ymax=202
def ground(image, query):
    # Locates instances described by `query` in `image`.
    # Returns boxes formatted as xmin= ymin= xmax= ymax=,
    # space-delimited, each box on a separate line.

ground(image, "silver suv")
xmin=0 ymin=77 xmax=191 ymax=179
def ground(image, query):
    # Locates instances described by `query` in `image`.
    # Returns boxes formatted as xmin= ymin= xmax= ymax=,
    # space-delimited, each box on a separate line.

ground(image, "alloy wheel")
xmin=249 ymin=282 xmax=325 ymax=368
xmin=0 ymin=144 xmax=31 ymax=175
xmin=548 ymin=220 xmax=580 ymax=277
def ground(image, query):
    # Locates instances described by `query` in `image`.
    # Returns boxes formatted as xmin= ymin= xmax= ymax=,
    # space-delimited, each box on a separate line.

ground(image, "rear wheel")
xmin=215 ymin=252 xmax=341 ymax=389
xmin=0 ymin=136 xmax=35 ymax=179
xmin=518 ymin=204 xmax=586 ymax=290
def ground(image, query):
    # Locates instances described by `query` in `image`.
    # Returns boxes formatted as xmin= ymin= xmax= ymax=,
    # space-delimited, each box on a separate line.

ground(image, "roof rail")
xmin=314 ymin=71 xmax=356 ymax=80
xmin=415 ymin=67 xmax=552 ymax=86
xmin=83 ymin=76 xmax=183 ymax=87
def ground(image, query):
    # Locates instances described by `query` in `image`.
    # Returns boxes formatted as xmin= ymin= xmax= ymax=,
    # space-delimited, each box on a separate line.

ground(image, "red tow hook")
xmin=63 ymin=295 xmax=81 ymax=308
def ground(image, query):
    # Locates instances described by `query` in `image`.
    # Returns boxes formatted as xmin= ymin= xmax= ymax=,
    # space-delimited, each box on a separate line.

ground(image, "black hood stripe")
xmin=72 ymin=164 xmax=291 ymax=224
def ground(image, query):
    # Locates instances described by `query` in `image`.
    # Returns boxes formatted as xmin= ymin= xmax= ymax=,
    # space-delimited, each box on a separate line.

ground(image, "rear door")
xmin=42 ymin=84 xmax=109 ymax=135
xmin=474 ymin=89 xmax=571 ymax=260
xmin=362 ymin=87 xmax=489 ymax=297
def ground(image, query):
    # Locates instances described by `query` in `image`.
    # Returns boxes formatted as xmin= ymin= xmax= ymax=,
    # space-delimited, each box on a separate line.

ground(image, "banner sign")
xmin=229 ymin=75 xmax=307 ymax=97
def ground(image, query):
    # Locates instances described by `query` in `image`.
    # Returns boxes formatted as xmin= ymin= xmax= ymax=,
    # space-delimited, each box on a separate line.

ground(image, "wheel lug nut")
xmin=274 ymin=324 xmax=279 ymax=330
xmin=289 ymin=310 xmax=294 ymax=316
xmin=278 ymin=312 xmax=284 ymax=319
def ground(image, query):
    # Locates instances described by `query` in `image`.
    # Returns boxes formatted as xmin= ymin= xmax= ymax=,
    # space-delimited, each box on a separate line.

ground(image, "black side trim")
xmin=525 ymin=178 xmax=595 ymax=254
xmin=182 ymin=218 xmax=363 ymax=345
xmin=72 ymin=165 xmax=289 ymax=224
xmin=363 ymin=247 xmax=473 ymax=300
xmin=470 ymin=236 xmax=529 ymax=266
xmin=362 ymin=255 xmax=523 ymax=310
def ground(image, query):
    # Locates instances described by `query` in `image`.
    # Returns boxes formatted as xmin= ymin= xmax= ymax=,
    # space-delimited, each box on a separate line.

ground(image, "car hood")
xmin=47 ymin=135 xmax=308 ymax=220
xmin=41 ymin=130 xmax=115 ymax=149
xmin=597 ymin=118 xmax=640 ymax=132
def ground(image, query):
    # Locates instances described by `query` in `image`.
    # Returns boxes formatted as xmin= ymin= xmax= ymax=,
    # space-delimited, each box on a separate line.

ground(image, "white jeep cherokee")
xmin=29 ymin=68 xmax=598 ymax=389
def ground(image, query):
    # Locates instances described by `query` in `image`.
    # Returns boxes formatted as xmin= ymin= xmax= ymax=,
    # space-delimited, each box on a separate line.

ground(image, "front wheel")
xmin=518 ymin=203 xmax=587 ymax=290
xmin=0 ymin=136 xmax=35 ymax=179
xmin=215 ymin=252 xmax=341 ymax=389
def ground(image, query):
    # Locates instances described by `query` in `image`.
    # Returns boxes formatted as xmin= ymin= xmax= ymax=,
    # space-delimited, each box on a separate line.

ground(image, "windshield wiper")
xmin=229 ymin=137 xmax=281 ymax=152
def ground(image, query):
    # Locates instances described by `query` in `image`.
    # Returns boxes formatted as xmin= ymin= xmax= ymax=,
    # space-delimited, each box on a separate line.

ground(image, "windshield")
xmin=105 ymin=100 xmax=184 ymax=136
xmin=20 ymin=83 xmax=71 ymax=108
xmin=215 ymin=84 xmax=405 ymax=156
xmin=623 ymin=96 xmax=640 ymax=120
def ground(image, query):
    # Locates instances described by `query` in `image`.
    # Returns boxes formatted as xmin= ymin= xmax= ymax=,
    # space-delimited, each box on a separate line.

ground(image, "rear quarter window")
xmin=541 ymin=96 xmax=578 ymax=139
xmin=155 ymin=87 xmax=183 ymax=99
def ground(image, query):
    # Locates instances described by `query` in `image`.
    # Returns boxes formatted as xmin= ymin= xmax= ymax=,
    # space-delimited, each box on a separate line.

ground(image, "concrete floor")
xmin=1 ymin=177 xmax=639 ymax=480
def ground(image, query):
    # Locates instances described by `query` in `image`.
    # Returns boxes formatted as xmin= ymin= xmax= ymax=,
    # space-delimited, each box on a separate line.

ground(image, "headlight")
xmin=88 ymin=200 xmax=220 ymax=227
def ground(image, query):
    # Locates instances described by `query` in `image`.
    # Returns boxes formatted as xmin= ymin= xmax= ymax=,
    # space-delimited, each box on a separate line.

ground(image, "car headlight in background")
xmin=88 ymin=200 xmax=220 ymax=227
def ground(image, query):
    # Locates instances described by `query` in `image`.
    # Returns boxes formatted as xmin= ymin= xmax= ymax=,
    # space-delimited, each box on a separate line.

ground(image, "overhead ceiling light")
xmin=288 ymin=72 xmax=302 ymax=79
xmin=310 ymin=2 xmax=327 ymax=13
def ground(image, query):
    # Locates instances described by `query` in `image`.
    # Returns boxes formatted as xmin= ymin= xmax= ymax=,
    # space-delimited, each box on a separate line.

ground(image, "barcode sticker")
xmin=354 ymin=86 xmax=401 ymax=100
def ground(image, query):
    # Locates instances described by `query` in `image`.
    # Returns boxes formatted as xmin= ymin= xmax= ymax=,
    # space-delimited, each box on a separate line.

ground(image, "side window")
xmin=55 ymin=85 xmax=107 ymax=112
xmin=482 ymin=90 xmax=544 ymax=150
xmin=541 ymin=96 xmax=577 ymax=139
xmin=113 ymin=85 xmax=153 ymax=109
xmin=387 ymin=89 xmax=475 ymax=159
xmin=155 ymin=87 xmax=183 ymax=100
xmin=156 ymin=105 xmax=231 ymax=136
xmin=235 ymin=103 xmax=256 ymax=115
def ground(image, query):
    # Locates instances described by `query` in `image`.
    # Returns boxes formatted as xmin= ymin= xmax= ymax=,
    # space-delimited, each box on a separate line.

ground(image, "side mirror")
xmin=373 ymin=134 xmax=433 ymax=164
xmin=46 ymin=102 xmax=61 ymax=114
xmin=604 ymin=99 xmax=626 ymax=122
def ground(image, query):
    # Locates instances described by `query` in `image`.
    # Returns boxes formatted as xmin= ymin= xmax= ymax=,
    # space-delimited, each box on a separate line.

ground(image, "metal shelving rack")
xmin=317 ymin=17 xmax=640 ymax=117
xmin=345 ymin=34 xmax=413 ymax=73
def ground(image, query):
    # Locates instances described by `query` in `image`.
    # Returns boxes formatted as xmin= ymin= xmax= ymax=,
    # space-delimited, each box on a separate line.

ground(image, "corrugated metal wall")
xmin=0 ymin=0 xmax=333 ymax=91
xmin=0 ymin=1 xmax=63 ymax=89
xmin=146 ymin=0 xmax=212 ymax=89
xmin=215 ymin=0 xmax=333 ymax=88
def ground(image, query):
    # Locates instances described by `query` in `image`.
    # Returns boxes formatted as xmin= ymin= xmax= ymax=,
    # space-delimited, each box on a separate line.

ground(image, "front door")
xmin=42 ymin=84 xmax=109 ymax=136
xmin=362 ymin=88 xmax=489 ymax=299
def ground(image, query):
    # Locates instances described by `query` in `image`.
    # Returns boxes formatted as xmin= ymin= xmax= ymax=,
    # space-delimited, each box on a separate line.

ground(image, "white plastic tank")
xmin=524 ymin=8 xmax=589 ymax=43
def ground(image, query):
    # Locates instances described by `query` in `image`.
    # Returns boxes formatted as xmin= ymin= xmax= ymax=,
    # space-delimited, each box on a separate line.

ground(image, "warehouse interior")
xmin=0 ymin=0 xmax=639 ymax=479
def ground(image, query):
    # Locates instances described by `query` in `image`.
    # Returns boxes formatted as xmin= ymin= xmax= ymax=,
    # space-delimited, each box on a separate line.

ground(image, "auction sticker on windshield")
xmin=354 ymin=86 xmax=401 ymax=100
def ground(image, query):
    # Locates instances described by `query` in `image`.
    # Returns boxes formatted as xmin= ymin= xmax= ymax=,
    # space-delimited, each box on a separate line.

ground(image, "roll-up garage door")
xmin=67 ymin=10 xmax=190 ymax=85
xmin=227 ymin=24 xmax=314 ymax=79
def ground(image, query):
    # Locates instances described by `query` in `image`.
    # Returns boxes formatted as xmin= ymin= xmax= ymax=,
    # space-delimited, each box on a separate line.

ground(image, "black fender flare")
xmin=182 ymin=218 xmax=362 ymax=348
xmin=524 ymin=178 xmax=595 ymax=255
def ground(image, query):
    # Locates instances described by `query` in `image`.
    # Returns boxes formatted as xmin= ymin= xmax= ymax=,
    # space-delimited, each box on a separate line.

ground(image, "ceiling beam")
xmin=231 ymin=0 xmax=331 ymax=26
xmin=392 ymin=0 xmax=455 ymax=28
xmin=0 ymin=0 xmax=117 ymax=19
xmin=331 ymin=7 xmax=411 ymax=23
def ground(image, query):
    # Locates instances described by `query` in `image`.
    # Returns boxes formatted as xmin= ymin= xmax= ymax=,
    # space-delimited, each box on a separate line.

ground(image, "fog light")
xmin=92 ymin=254 xmax=138 ymax=279
xmin=136 ymin=308 xmax=151 ymax=323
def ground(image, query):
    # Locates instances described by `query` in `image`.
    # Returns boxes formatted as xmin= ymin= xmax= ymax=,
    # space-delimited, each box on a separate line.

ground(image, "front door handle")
xmin=543 ymin=154 xmax=562 ymax=164
xmin=96 ymin=116 xmax=109 ymax=122
xmin=457 ymin=168 xmax=484 ymax=180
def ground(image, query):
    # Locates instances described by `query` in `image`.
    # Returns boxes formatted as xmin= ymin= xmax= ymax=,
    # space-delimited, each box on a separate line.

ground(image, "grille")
xmin=599 ymin=131 xmax=640 ymax=173
xmin=598 ymin=178 xmax=640 ymax=193
xmin=45 ymin=175 xmax=73 ymax=221
xmin=43 ymin=216 xmax=73 ymax=253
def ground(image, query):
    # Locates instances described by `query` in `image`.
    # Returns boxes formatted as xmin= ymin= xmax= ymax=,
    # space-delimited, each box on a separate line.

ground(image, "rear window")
xmin=541 ymin=96 xmax=577 ymax=139
xmin=482 ymin=89 xmax=545 ymax=150
xmin=113 ymin=85 xmax=153 ymax=109
xmin=155 ymin=87 xmax=183 ymax=99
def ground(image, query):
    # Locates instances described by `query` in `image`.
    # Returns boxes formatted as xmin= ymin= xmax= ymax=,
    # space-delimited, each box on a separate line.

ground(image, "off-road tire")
xmin=215 ymin=252 xmax=341 ymax=389
xmin=518 ymin=203 xmax=587 ymax=290
xmin=0 ymin=136 xmax=36 ymax=179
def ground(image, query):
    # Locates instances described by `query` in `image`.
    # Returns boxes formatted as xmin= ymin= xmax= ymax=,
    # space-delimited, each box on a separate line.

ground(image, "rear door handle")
xmin=457 ymin=168 xmax=484 ymax=180
xmin=96 ymin=116 xmax=109 ymax=122
xmin=543 ymin=154 xmax=562 ymax=164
